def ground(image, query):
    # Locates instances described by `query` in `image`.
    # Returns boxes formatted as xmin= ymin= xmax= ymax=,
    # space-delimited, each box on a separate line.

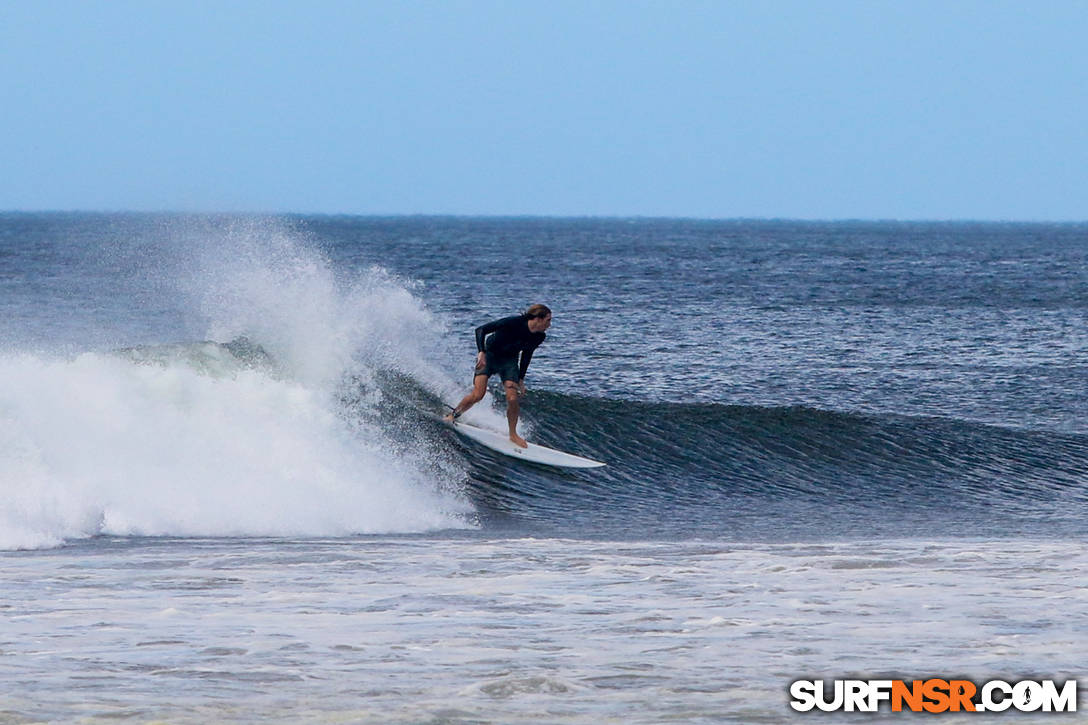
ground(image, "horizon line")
xmin=1 ymin=208 xmax=1086 ymax=225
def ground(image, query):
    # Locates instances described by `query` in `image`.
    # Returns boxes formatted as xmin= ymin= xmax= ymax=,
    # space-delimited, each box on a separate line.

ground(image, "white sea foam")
xmin=0 ymin=219 xmax=476 ymax=550
xmin=0 ymin=350 xmax=470 ymax=550
xmin=3 ymin=537 xmax=1085 ymax=722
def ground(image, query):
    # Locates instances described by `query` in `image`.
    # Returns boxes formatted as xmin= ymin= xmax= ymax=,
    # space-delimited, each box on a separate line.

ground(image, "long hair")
xmin=525 ymin=303 xmax=551 ymax=319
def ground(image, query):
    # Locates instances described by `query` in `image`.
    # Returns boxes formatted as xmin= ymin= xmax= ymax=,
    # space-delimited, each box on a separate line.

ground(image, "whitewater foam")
xmin=0 ymin=351 xmax=472 ymax=549
xmin=0 ymin=218 xmax=483 ymax=549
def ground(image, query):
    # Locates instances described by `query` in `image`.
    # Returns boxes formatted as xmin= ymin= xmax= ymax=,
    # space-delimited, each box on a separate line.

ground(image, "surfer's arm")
xmin=518 ymin=337 xmax=543 ymax=381
xmin=474 ymin=323 xmax=492 ymax=352
xmin=474 ymin=316 xmax=514 ymax=352
xmin=518 ymin=348 xmax=534 ymax=381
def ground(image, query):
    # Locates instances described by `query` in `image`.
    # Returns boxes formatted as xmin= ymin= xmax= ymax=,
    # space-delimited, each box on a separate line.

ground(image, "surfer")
xmin=446 ymin=304 xmax=552 ymax=448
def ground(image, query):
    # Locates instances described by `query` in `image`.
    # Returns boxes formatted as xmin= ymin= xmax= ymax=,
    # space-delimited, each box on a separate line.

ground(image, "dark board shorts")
xmin=475 ymin=352 xmax=520 ymax=383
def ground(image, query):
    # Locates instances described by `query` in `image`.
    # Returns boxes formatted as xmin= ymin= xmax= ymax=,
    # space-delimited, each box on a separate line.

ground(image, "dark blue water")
xmin=2 ymin=213 xmax=1086 ymax=545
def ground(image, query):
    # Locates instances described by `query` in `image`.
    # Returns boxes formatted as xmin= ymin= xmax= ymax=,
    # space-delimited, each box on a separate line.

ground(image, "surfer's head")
xmin=525 ymin=303 xmax=551 ymax=320
xmin=525 ymin=303 xmax=552 ymax=332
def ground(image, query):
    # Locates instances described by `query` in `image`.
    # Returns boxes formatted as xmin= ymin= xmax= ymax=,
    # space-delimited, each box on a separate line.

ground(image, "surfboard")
xmin=444 ymin=417 xmax=606 ymax=469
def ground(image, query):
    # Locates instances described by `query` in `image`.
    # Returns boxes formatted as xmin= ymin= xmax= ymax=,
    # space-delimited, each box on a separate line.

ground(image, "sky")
xmin=1 ymin=0 xmax=1086 ymax=220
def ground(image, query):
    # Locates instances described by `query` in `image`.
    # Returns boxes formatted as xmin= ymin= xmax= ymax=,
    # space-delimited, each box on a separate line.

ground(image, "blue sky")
xmin=2 ymin=1 xmax=1085 ymax=219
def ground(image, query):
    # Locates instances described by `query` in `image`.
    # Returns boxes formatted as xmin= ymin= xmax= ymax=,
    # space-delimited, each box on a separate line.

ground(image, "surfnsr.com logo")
xmin=789 ymin=679 xmax=1078 ymax=713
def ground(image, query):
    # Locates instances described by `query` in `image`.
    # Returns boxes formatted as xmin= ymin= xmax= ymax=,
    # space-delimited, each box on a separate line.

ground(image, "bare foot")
xmin=510 ymin=433 xmax=528 ymax=448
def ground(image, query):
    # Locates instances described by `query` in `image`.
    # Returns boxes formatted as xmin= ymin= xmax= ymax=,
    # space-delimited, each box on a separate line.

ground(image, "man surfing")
xmin=445 ymin=304 xmax=552 ymax=448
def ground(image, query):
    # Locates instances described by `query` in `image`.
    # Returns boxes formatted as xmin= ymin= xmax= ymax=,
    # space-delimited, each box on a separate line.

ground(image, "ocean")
xmin=1 ymin=213 xmax=1086 ymax=722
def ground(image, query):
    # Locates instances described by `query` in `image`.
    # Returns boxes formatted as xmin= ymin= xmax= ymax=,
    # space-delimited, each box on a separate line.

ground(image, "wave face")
xmin=432 ymin=391 xmax=1088 ymax=540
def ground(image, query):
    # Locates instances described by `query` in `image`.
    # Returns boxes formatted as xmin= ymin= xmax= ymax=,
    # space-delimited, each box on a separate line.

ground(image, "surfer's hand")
xmin=475 ymin=352 xmax=486 ymax=370
xmin=517 ymin=382 xmax=526 ymax=397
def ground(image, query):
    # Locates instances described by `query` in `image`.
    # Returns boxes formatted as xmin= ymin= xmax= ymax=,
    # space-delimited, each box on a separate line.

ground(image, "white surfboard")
xmin=446 ymin=418 xmax=606 ymax=469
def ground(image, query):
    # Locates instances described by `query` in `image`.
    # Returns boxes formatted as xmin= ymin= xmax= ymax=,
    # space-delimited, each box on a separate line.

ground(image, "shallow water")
xmin=2 ymin=535 xmax=1084 ymax=722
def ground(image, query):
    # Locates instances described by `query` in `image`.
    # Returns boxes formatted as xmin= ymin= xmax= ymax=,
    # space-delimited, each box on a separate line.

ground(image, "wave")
xmin=7 ymin=341 xmax=1085 ymax=548
xmin=423 ymin=390 xmax=1088 ymax=539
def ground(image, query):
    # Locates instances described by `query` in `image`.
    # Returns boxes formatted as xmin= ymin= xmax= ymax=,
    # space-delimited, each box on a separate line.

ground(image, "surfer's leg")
xmin=447 ymin=374 xmax=488 ymax=420
xmin=504 ymin=380 xmax=527 ymax=448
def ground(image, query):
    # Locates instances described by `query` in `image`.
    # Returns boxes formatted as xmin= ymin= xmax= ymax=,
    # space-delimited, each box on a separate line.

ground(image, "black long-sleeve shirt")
xmin=475 ymin=314 xmax=546 ymax=380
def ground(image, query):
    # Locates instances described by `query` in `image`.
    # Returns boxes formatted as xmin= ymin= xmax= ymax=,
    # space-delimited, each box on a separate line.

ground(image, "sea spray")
xmin=0 ymin=217 xmax=481 ymax=549
xmin=174 ymin=217 xmax=498 ymax=409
